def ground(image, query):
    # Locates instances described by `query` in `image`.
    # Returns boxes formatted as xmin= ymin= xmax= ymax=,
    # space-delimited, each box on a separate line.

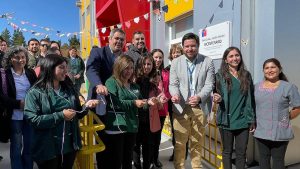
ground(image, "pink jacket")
xmin=158 ymin=69 xmax=171 ymax=116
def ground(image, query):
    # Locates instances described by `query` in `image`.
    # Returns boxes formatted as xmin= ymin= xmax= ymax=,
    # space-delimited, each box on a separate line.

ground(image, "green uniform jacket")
xmin=215 ymin=71 xmax=255 ymax=129
xmin=24 ymin=87 xmax=86 ymax=162
xmin=105 ymin=77 xmax=141 ymax=133
xmin=67 ymin=56 xmax=85 ymax=84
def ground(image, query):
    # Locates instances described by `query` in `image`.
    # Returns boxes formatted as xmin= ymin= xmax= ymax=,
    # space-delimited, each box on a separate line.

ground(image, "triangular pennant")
xmin=67 ymin=33 xmax=71 ymax=37
xmin=59 ymin=34 xmax=65 ymax=37
xmin=153 ymin=9 xmax=160 ymax=15
xmin=22 ymin=28 xmax=27 ymax=32
xmin=117 ymin=24 xmax=122 ymax=28
xmin=20 ymin=21 xmax=26 ymax=25
xmin=45 ymin=34 xmax=49 ymax=38
xmin=101 ymin=27 xmax=106 ymax=33
xmin=218 ymin=0 xmax=223 ymax=8
xmin=134 ymin=17 xmax=140 ymax=23
xmin=209 ymin=14 xmax=214 ymax=24
xmin=32 ymin=24 xmax=37 ymax=27
xmin=110 ymin=26 xmax=115 ymax=30
xmin=45 ymin=27 xmax=50 ymax=31
xmin=144 ymin=13 xmax=149 ymax=20
xmin=162 ymin=5 xmax=168 ymax=13
xmin=125 ymin=21 xmax=131 ymax=28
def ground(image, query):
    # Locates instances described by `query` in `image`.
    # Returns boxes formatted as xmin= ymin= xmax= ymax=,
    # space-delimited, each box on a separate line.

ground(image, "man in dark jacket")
xmin=125 ymin=31 xmax=148 ymax=65
xmin=86 ymin=28 xmax=125 ymax=169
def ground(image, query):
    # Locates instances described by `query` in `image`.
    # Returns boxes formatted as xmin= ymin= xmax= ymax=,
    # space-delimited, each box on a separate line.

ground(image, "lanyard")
xmin=187 ymin=62 xmax=195 ymax=86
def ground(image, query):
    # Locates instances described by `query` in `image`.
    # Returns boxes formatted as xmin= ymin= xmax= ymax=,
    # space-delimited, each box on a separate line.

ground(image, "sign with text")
xmin=199 ymin=21 xmax=232 ymax=59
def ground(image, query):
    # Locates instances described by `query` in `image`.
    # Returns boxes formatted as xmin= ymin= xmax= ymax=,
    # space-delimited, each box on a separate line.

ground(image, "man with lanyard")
xmin=169 ymin=32 xmax=215 ymax=169
xmin=85 ymin=28 xmax=125 ymax=169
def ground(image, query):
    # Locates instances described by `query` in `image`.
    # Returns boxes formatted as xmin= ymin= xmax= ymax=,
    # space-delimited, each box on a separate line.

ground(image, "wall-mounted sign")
xmin=199 ymin=21 xmax=232 ymax=59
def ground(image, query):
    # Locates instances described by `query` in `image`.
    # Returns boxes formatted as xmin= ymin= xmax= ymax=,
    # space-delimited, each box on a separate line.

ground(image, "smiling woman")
xmin=254 ymin=58 xmax=300 ymax=169
xmin=0 ymin=46 xmax=37 ymax=169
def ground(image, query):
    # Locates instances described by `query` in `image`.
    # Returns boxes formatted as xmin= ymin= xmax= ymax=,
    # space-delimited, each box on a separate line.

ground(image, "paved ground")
xmin=1 ymin=133 xmax=299 ymax=169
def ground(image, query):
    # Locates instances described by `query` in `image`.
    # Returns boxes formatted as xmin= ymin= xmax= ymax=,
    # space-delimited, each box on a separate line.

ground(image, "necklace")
xmin=263 ymin=81 xmax=280 ymax=89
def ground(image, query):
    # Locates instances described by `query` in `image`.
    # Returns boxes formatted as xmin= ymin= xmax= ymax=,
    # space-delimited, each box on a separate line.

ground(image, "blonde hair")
xmin=168 ymin=44 xmax=183 ymax=60
xmin=112 ymin=55 xmax=134 ymax=86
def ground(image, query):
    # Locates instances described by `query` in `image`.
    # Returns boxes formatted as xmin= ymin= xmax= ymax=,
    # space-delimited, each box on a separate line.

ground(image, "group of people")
xmin=213 ymin=47 xmax=300 ymax=169
xmin=0 ymin=36 xmax=98 ymax=169
xmin=0 ymin=27 xmax=300 ymax=169
xmin=86 ymin=28 xmax=300 ymax=169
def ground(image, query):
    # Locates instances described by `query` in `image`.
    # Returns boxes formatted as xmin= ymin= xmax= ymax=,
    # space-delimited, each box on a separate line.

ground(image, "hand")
xmin=63 ymin=109 xmax=76 ymax=121
xmin=158 ymin=93 xmax=168 ymax=104
xmin=213 ymin=93 xmax=222 ymax=103
xmin=171 ymin=95 xmax=180 ymax=104
xmin=188 ymin=95 xmax=201 ymax=107
xmin=147 ymin=97 xmax=158 ymax=106
xmin=20 ymin=100 xmax=25 ymax=110
xmin=74 ymin=74 xmax=81 ymax=79
xmin=85 ymin=99 xmax=100 ymax=108
xmin=96 ymin=84 xmax=108 ymax=95
xmin=249 ymin=122 xmax=256 ymax=133
xmin=135 ymin=99 xmax=147 ymax=108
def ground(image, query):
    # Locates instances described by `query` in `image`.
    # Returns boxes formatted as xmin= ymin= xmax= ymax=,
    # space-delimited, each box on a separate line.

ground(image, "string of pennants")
xmin=0 ymin=0 xmax=231 ymax=40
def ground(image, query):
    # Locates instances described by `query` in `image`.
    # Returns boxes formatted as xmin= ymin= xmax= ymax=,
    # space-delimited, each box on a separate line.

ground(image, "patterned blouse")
xmin=254 ymin=80 xmax=300 ymax=141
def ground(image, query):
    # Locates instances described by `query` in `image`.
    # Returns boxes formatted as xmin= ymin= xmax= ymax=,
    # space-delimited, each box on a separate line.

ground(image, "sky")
xmin=0 ymin=0 xmax=80 ymax=44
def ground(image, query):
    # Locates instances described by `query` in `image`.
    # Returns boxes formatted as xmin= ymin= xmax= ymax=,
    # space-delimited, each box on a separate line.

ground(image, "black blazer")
xmin=86 ymin=46 xmax=117 ymax=114
xmin=0 ymin=68 xmax=37 ymax=142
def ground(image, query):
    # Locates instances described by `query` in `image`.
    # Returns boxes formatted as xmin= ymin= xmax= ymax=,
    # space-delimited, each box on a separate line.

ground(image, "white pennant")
xmin=67 ymin=33 xmax=71 ymax=37
xmin=59 ymin=34 xmax=65 ymax=37
xmin=144 ymin=13 xmax=149 ymax=20
xmin=117 ymin=24 xmax=122 ymax=28
xmin=101 ymin=27 xmax=106 ymax=33
xmin=134 ymin=17 xmax=140 ymax=23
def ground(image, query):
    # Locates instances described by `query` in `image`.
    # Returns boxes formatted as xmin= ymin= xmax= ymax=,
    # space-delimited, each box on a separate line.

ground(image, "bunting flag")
xmin=162 ymin=5 xmax=168 ymax=13
xmin=125 ymin=21 xmax=131 ymax=28
xmin=117 ymin=24 xmax=122 ymax=28
xmin=101 ymin=27 xmax=106 ymax=33
xmin=133 ymin=17 xmax=140 ymax=23
xmin=209 ymin=14 xmax=214 ymax=24
xmin=218 ymin=0 xmax=223 ymax=8
xmin=143 ymin=13 xmax=149 ymax=20
xmin=153 ymin=9 xmax=160 ymax=15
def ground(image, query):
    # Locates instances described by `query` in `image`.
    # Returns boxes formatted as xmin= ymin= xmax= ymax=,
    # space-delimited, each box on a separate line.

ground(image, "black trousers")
xmin=219 ymin=128 xmax=249 ymax=169
xmin=95 ymin=115 xmax=136 ymax=169
xmin=96 ymin=115 xmax=109 ymax=169
xmin=133 ymin=121 xmax=154 ymax=169
xmin=153 ymin=116 xmax=166 ymax=162
xmin=256 ymin=138 xmax=288 ymax=169
xmin=36 ymin=151 xmax=77 ymax=169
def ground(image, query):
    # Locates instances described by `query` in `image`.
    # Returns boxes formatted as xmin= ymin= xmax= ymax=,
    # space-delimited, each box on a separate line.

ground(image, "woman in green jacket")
xmin=103 ymin=54 xmax=148 ymax=169
xmin=213 ymin=47 xmax=255 ymax=169
xmin=24 ymin=54 xmax=98 ymax=169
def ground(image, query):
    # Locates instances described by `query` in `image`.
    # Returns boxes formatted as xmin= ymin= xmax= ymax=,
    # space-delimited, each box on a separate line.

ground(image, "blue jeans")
xmin=10 ymin=120 xmax=33 ymax=169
